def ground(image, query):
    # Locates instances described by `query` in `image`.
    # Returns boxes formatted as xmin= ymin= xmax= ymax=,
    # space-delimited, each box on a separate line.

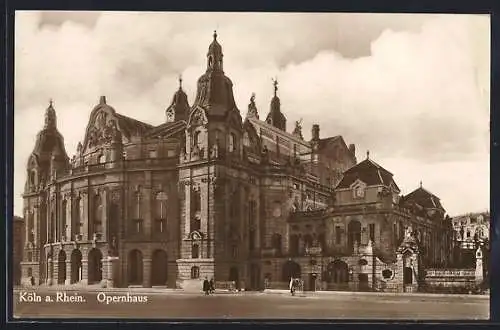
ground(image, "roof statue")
xmin=246 ymin=93 xmax=259 ymax=119
xmin=292 ymin=118 xmax=303 ymax=139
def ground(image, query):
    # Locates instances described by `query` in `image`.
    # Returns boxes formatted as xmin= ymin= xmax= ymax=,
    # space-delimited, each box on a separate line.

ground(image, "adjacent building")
xmin=13 ymin=216 xmax=25 ymax=285
xmin=451 ymin=212 xmax=490 ymax=268
xmin=20 ymin=32 xmax=455 ymax=292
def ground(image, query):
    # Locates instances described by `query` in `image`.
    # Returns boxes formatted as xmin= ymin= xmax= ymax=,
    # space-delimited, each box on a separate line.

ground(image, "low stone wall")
xmin=421 ymin=268 xmax=479 ymax=293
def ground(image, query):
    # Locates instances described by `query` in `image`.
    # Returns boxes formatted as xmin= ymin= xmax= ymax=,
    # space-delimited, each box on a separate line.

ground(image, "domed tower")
xmin=265 ymin=78 xmax=287 ymax=131
xmin=25 ymin=100 xmax=70 ymax=190
xmin=165 ymin=76 xmax=190 ymax=123
xmin=191 ymin=30 xmax=239 ymax=117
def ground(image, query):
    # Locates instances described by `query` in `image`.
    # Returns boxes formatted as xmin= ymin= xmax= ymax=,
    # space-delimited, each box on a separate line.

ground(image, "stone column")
xmin=102 ymin=190 xmax=108 ymax=240
xmin=33 ymin=208 xmax=38 ymax=246
xmin=81 ymin=259 xmax=88 ymax=285
xmin=101 ymin=257 xmax=108 ymax=287
xmin=66 ymin=197 xmax=72 ymax=241
xmin=184 ymin=184 xmax=190 ymax=235
xmin=475 ymin=247 xmax=484 ymax=284
xmin=47 ymin=258 xmax=53 ymax=285
xmin=65 ymin=259 xmax=72 ymax=285
xmin=143 ymin=173 xmax=153 ymax=237
xmin=53 ymin=257 xmax=59 ymax=285
xmin=143 ymin=258 xmax=152 ymax=288
xmin=106 ymin=256 xmax=119 ymax=288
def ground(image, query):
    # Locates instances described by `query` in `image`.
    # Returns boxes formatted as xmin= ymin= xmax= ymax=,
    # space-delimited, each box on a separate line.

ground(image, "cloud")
xmin=13 ymin=12 xmax=489 ymax=217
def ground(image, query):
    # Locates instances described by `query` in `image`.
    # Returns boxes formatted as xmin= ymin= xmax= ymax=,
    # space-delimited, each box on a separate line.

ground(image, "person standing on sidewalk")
xmin=289 ymin=277 xmax=295 ymax=296
xmin=209 ymin=278 xmax=215 ymax=294
xmin=203 ymin=277 xmax=210 ymax=295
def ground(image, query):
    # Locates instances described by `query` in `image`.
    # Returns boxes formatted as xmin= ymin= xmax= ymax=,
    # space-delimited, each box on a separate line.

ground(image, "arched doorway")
xmin=348 ymin=220 xmax=361 ymax=252
xmin=403 ymin=267 xmax=413 ymax=285
xmin=325 ymin=260 xmax=349 ymax=291
xmin=70 ymin=249 xmax=82 ymax=284
xmin=151 ymin=249 xmax=168 ymax=286
xmin=358 ymin=273 xmax=369 ymax=291
xmin=57 ymin=250 xmax=67 ymax=284
xmin=249 ymin=263 xmax=261 ymax=290
xmin=282 ymin=260 xmax=301 ymax=281
xmin=229 ymin=266 xmax=239 ymax=289
xmin=128 ymin=249 xmax=143 ymax=285
xmin=88 ymin=248 xmax=103 ymax=284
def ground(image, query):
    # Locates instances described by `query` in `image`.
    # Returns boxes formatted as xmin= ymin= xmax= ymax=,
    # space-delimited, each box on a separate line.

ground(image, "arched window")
xmin=192 ymin=244 xmax=199 ymax=259
xmin=229 ymin=133 xmax=236 ymax=153
xmin=155 ymin=192 xmax=168 ymax=219
xmin=75 ymin=196 xmax=83 ymax=236
xmin=243 ymin=132 xmax=250 ymax=147
xmin=98 ymin=154 xmax=105 ymax=164
xmin=93 ymin=194 xmax=103 ymax=234
xmin=249 ymin=228 xmax=256 ymax=251
xmin=29 ymin=170 xmax=36 ymax=186
xmin=191 ymin=266 xmax=200 ymax=279
xmin=271 ymin=233 xmax=282 ymax=253
xmin=61 ymin=200 xmax=67 ymax=238
xmin=193 ymin=131 xmax=201 ymax=148
xmin=289 ymin=234 xmax=299 ymax=256
xmin=190 ymin=188 xmax=201 ymax=231
xmin=303 ymin=234 xmax=313 ymax=249
xmin=133 ymin=191 xmax=142 ymax=219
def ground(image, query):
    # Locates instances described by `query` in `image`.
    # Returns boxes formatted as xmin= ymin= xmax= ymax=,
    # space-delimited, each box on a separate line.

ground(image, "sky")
xmin=14 ymin=12 xmax=490 ymax=217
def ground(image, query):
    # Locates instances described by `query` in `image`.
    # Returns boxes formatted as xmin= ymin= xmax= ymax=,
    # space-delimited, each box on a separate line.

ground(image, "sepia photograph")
xmin=12 ymin=11 xmax=490 ymax=320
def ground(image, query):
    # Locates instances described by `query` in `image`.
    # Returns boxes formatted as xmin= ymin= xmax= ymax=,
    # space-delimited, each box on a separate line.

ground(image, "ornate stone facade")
xmin=20 ymin=33 xmax=455 ymax=292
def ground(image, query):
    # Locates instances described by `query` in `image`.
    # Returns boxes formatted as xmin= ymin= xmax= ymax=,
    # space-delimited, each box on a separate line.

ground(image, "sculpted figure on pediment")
xmin=189 ymin=109 xmax=206 ymax=127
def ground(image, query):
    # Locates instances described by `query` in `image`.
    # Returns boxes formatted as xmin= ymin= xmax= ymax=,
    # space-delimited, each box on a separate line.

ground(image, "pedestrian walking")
xmin=289 ymin=277 xmax=295 ymax=296
xmin=209 ymin=278 xmax=215 ymax=294
xmin=203 ymin=277 xmax=210 ymax=295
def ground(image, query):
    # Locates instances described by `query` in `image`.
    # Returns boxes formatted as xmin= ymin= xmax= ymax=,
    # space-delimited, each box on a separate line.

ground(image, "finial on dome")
xmin=420 ymin=180 xmax=423 ymax=188
xmin=179 ymin=74 xmax=183 ymax=90
xmin=367 ymin=150 xmax=370 ymax=159
xmin=272 ymin=77 xmax=278 ymax=97
xmin=99 ymin=96 xmax=107 ymax=104
xmin=213 ymin=30 xmax=217 ymax=40
xmin=49 ymin=98 xmax=54 ymax=108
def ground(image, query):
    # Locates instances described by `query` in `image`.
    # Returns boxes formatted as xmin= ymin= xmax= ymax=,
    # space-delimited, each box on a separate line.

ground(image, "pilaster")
xmin=65 ymin=259 xmax=71 ymax=285
xmin=143 ymin=258 xmax=152 ymax=288
xmin=81 ymin=259 xmax=88 ymax=285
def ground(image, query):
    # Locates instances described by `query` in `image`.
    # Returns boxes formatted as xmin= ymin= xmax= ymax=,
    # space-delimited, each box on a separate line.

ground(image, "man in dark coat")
xmin=209 ymin=278 xmax=215 ymax=294
xmin=203 ymin=277 xmax=210 ymax=295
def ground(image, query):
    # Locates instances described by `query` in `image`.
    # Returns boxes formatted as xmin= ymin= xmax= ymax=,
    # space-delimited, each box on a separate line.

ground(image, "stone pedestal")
xmin=81 ymin=259 xmax=88 ymax=285
xmin=143 ymin=258 xmax=152 ymax=288
xmin=475 ymin=247 xmax=483 ymax=285
xmin=65 ymin=260 xmax=71 ymax=285
xmin=106 ymin=256 xmax=119 ymax=288
xmin=47 ymin=258 xmax=53 ymax=285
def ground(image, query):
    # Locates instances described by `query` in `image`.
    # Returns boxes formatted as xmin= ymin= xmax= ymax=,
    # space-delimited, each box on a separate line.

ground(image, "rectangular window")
xmin=369 ymin=224 xmax=375 ymax=241
xmin=249 ymin=229 xmax=255 ymax=251
xmin=335 ymin=226 xmax=341 ymax=244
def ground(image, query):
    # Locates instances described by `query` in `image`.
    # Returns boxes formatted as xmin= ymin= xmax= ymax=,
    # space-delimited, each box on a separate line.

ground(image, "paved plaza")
xmin=12 ymin=287 xmax=489 ymax=320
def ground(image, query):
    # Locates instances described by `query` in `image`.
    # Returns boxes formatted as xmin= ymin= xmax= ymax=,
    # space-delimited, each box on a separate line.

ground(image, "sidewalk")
xmin=13 ymin=286 xmax=489 ymax=300
xmin=263 ymin=289 xmax=490 ymax=300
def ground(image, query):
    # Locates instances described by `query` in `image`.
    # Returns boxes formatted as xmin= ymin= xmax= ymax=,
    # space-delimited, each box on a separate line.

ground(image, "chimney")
xmin=349 ymin=144 xmax=355 ymax=156
xmin=312 ymin=124 xmax=320 ymax=141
